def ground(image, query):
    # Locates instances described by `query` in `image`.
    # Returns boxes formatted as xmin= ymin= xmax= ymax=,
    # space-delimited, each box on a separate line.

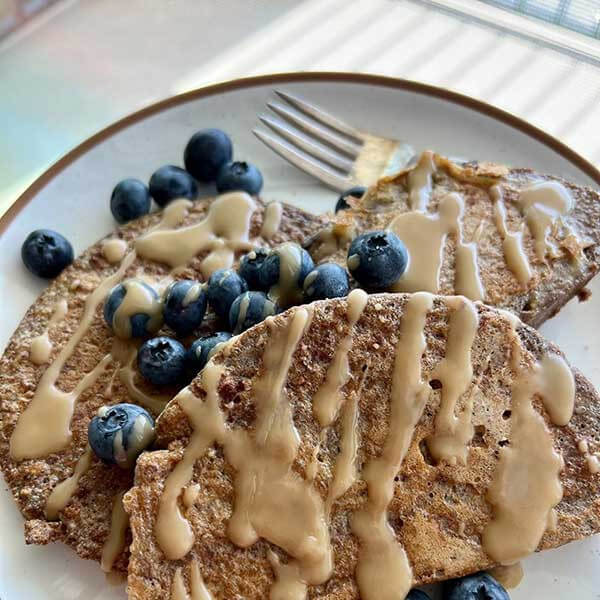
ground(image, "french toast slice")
xmin=125 ymin=292 xmax=600 ymax=599
xmin=305 ymin=153 xmax=600 ymax=327
xmin=0 ymin=196 xmax=326 ymax=572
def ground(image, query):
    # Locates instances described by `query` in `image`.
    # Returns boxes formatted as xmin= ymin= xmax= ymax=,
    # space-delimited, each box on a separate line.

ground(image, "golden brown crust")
xmin=0 ymin=197 xmax=326 ymax=571
xmin=127 ymin=294 xmax=600 ymax=599
xmin=305 ymin=154 xmax=600 ymax=328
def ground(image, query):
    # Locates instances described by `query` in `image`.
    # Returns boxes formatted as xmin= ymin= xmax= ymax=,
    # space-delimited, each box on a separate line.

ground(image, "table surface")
xmin=1 ymin=0 xmax=600 ymax=216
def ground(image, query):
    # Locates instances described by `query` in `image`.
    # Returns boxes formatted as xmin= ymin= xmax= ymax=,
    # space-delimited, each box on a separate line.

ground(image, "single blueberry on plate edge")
xmin=21 ymin=229 xmax=74 ymax=279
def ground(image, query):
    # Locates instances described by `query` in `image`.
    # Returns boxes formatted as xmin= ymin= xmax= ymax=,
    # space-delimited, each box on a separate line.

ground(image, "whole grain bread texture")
xmin=0 ymin=196 xmax=326 ymax=572
xmin=305 ymin=154 xmax=600 ymax=327
xmin=125 ymin=293 xmax=600 ymax=599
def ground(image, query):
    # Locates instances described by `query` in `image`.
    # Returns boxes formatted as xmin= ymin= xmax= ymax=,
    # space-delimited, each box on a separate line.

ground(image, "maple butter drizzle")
xmin=307 ymin=222 xmax=356 ymax=263
xmin=183 ymin=483 xmax=201 ymax=508
xmin=158 ymin=308 xmax=333 ymax=598
xmin=182 ymin=283 xmax=203 ymax=307
xmin=11 ymin=352 xmax=113 ymax=460
xmin=171 ymin=559 xmax=214 ymax=600
xmin=269 ymin=242 xmax=305 ymax=308
xmin=487 ymin=562 xmax=524 ymax=590
xmin=155 ymin=365 xmax=226 ymax=560
xmin=312 ymin=289 xmax=368 ymax=428
xmin=389 ymin=192 xmax=484 ymax=300
xmin=13 ymin=193 xmax=242 ymax=464
xmin=44 ymin=445 xmax=92 ymax=519
xmin=483 ymin=321 xmax=575 ymax=565
xmin=11 ymin=250 xmax=135 ymax=460
xmin=426 ymin=297 xmax=478 ymax=465
xmin=396 ymin=156 xmax=582 ymax=299
xmin=135 ymin=192 xmax=256 ymax=276
xmin=351 ymin=292 xmax=434 ymax=600
xmin=104 ymin=365 xmax=119 ymax=399
xmin=233 ymin=292 xmax=251 ymax=333
xmin=112 ymin=339 xmax=171 ymax=413
xmin=310 ymin=290 xmax=368 ymax=518
xmin=225 ymin=308 xmax=333 ymax=589
xmin=101 ymin=491 xmax=129 ymax=573
xmin=101 ymin=238 xmax=128 ymax=264
xmin=518 ymin=181 xmax=574 ymax=261
xmin=111 ymin=279 xmax=163 ymax=339
xmin=30 ymin=298 xmax=68 ymax=365
xmin=261 ymin=201 xmax=283 ymax=240
xmin=326 ymin=391 xmax=359 ymax=516
xmin=268 ymin=550 xmax=307 ymax=600
xmin=490 ymin=185 xmax=532 ymax=287
xmin=578 ymin=439 xmax=600 ymax=474
xmin=407 ymin=150 xmax=436 ymax=211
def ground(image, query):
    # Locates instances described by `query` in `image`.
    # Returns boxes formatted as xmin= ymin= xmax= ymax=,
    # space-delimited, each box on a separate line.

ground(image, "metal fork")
xmin=253 ymin=90 xmax=417 ymax=192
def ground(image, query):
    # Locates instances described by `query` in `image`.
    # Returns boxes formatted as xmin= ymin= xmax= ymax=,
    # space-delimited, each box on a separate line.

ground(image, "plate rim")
xmin=2 ymin=70 xmax=599 ymax=235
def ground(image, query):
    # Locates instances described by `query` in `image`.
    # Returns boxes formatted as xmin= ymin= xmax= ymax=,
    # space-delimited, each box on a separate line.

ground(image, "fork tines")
xmin=254 ymin=90 xmax=364 ymax=191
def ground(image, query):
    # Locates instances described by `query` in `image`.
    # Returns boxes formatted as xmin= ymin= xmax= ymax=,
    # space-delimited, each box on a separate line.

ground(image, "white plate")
xmin=1 ymin=73 xmax=599 ymax=600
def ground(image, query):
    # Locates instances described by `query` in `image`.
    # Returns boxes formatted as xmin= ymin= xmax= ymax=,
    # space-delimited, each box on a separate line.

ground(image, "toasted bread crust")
xmin=126 ymin=295 xmax=600 ymax=599
xmin=0 ymin=197 xmax=325 ymax=571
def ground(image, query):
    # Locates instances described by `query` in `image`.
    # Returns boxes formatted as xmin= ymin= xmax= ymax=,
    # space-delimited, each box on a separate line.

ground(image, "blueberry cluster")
xmin=110 ymin=128 xmax=263 ymax=224
xmin=229 ymin=243 xmax=351 ymax=330
xmin=19 ymin=128 xmax=263 ymax=280
xmin=102 ymin=221 xmax=414 ymax=390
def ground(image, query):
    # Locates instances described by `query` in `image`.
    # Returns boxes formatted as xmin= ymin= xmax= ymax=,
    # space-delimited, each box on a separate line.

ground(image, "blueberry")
xmin=186 ymin=332 xmax=232 ymax=376
xmin=347 ymin=230 xmax=408 ymax=291
xmin=207 ymin=269 xmax=248 ymax=319
xmin=303 ymin=263 xmax=349 ymax=302
xmin=406 ymin=590 xmax=431 ymax=600
xmin=110 ymin=178 xmax=151 ymax=224
xmin=138 ymin=336 xmax=187 ymax=386
xmin=163 ymin=280 xmax=207 ymax=335
xmin=335 ymin=185 xmax=366 ymax=213
xmin=184 ymin=128 xmax=233 ymax=183
xmin=149 ymin=165 xmax=198 ymax=207
xmin=258 ymin=242 xmax=314 ymax=307
xmin=444 ymin=573 xmax=509 ymax=600
xmin=104 ymin=279 xmax=163 ymax=339
xmin=238 ymin=247 xmax=270 ymax=290
xmin=229 ymin=291 xmax=276 ymax=334
xmin=21 ymin=229 xmax=74 ymax=278
xmin=216 ymin=161 xmax=263 ymax=195
xmin=88 ymin=403 xmax=155 ymax=469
